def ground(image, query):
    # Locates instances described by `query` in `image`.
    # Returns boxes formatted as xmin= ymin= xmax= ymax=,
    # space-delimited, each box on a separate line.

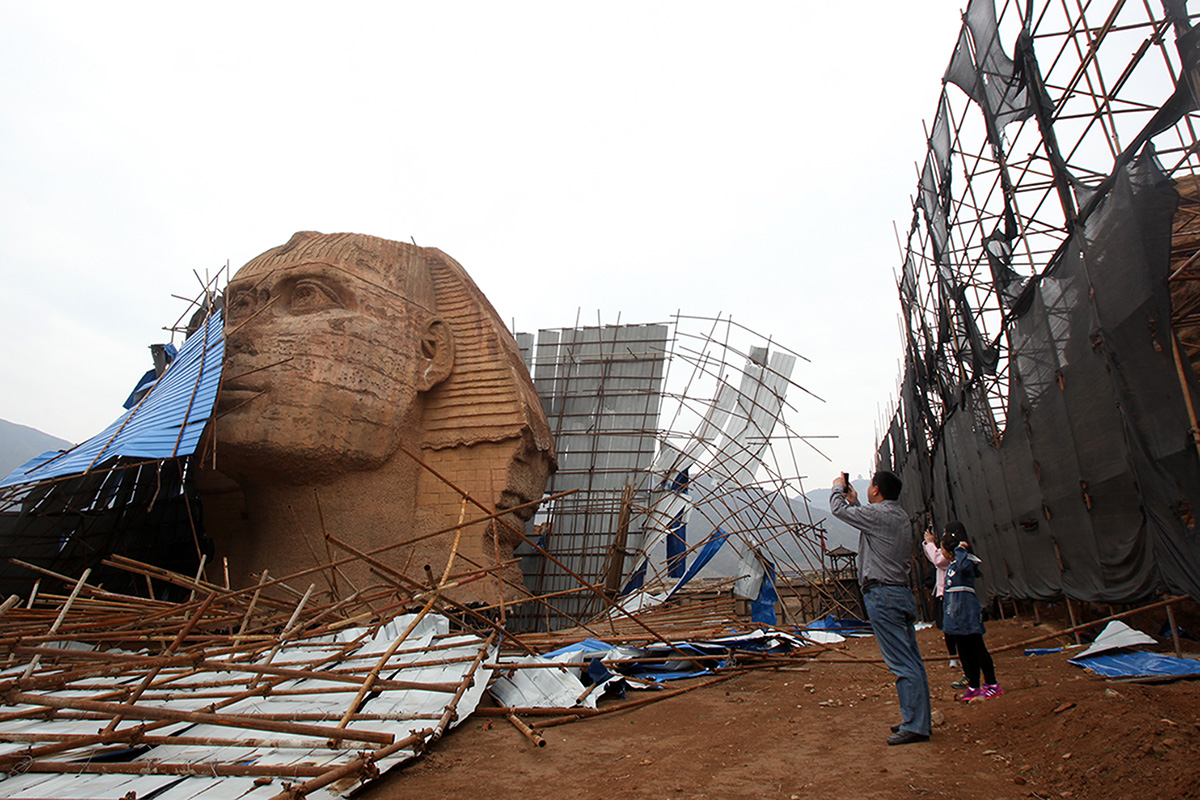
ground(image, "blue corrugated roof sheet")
xmin=1 ymin=310 xmax=225 ymax=489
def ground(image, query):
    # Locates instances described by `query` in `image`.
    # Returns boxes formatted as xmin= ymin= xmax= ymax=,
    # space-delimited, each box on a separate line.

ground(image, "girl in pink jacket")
xmin=923 ymin=528 xmax=959 ymax=673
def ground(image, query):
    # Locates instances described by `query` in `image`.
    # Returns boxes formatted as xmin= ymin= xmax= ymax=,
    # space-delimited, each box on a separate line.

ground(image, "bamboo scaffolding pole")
xmin=528 ymin=670 xmax=746 ymax=729
xmin=236 ymin=568 xmax=271 ymax=639
xmin=25 ymin=708 xmax=444 ymax=723
xmin=0 ymin=691 xmax=394 ymax=761
xmin=8 ymin=559 xmax=177 ymax=610
xmin=0 ymin=730 xmax=353 ymax=750
xmin=331 ymin=499 xmax=468 ymax=743
xmin=507 ymin=713 xmax=547 ymax=747
xmin=265 ymin=728 xmax=435 ymax=800
xmin=8 ymin=758 xmax=347 ymax=779
xmin=0 ymin=595 xmax=20 ymax=622
xmin=329 ymin=536 xmax=542 ymax=658
xmin=396 ymin=444 xmax=694 ymax=658
xmin=248 ymin=583 xmax=315 ymax=689
xmin=991 ymin=594 xmax=1193 ymax=654
xmin=473 ymin=705 xmax=600 ymax=717
xmin=20 ymin=569 xmax=91 ymax=681
xmin=103 ymin=555 xmax=294 ymax=614
xmin=103 ymin=591 xmax=219 ymax=733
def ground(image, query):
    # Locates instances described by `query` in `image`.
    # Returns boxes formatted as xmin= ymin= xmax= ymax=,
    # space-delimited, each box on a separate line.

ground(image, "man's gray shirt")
xmin=829 ymin=487 xmax=912 ymax=588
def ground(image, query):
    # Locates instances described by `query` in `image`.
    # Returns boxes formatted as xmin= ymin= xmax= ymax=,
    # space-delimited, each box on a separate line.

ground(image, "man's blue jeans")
xmin=864 ymin=584 xmax=931 ymax=736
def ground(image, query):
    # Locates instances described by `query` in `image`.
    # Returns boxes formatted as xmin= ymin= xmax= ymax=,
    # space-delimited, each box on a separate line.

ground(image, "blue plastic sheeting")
xmin=663 ymin=467 xmax=689 ymax=579
xmin=1024 ymin=647 xmax=1064 ymax=656
xmin=751 ymin=562 xmax=778 ymax=625
xmin=666 ymin=508 xmax=687 ymax=578
xmin=1 ymin=311 xmax=225 ymax=489
xmin=548 ymin=630 xmax=805 ymax=689
xmin=628 ymin=642 xmax=726 ymax=682
xmin=1069 ymin=650 xmax=1200 ymax=679
xmin=806 ymin=615 xmax=871 ymax=632
xmin=709 ymin=629 xmax=804 ymax=654
xmin=584 ymin=659 xmax=628 ymax=698
xmin=664 ymin=527 xmax=730 ymax=601
xmin=620 ymin=560 xmax=648 ymax=597
xmin=541 ymin=638 xmax=615 ymax=659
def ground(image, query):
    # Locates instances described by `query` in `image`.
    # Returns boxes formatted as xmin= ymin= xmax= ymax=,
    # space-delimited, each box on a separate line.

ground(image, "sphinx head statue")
xmin=201 ymin=232 xmax=555 ymax=602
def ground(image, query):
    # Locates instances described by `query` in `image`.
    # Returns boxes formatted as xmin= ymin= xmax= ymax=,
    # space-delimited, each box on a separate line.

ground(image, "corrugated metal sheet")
xmin=1 ymin=310 xmax=224 ymax=489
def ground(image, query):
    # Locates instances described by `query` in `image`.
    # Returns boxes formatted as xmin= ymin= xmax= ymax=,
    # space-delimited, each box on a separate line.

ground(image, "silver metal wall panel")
xmin=519 ymin=324 xmax=670 ymax=628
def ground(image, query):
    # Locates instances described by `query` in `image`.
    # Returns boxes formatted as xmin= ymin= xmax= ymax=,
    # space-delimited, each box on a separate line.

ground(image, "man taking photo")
xmin=831 ymin=470 xmax=931 ymax=745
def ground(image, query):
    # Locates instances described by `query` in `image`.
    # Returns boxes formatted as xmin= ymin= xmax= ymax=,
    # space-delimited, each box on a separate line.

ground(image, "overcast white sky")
xmin=0 ymin=2 xmax=965 ymax=487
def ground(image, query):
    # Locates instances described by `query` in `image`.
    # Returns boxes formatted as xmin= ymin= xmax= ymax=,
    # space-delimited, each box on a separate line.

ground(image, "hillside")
xmin=0 ymin=418 xmax=72 ymax=481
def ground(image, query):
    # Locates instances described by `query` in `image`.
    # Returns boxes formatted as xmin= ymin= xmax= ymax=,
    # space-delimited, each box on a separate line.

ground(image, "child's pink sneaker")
xmin=980 ymin=684 xmax=1004 ymax=699
xmin=959 ymin=687 xmax=983 ymax=701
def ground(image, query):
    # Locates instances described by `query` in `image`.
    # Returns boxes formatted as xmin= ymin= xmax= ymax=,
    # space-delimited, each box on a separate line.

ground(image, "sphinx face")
xmin=216 ymin=256 xmax=426 ymax=482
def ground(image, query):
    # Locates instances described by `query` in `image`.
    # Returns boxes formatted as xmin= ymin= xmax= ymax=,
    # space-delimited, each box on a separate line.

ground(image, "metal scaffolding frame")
xmin=881 ymin=0 xmax=1200 ymax=603
xmin=892 ymin=0 xmax=1200 ymax=448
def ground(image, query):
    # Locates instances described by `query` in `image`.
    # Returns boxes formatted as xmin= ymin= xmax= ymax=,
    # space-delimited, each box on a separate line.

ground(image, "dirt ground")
xmin=363 ymin=617 xmax=1200 ymax=800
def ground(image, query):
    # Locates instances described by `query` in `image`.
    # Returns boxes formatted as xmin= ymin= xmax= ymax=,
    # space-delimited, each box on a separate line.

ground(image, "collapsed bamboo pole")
xmin=332 ymin=499 xmax=468 ymax=744
xmin=0 ymin=691 xmax=393 ymax=760
xmin=991 ymin=594 xmax=1192 ymax=654
xmin=0 ymin=596 xmax=20 ymax=622
xmin=104 ymin=591 xmax=219 ymax=733
xmin=248 ymin=583 xmax=315 ymax=689
xmin=266 ymin=728 xmax=434 ymax=800
xmin=507 ymin=713 xmax=547 ymax=747
xmin=21 ymin=568 xmax=91 ymax=681
xmin=527 ymin=670 xmax=746 ymax=730
xmin=7 ymin=758 xmax=349 ymax=779
xmin=397 ymin=444 xmax=694 ymax=658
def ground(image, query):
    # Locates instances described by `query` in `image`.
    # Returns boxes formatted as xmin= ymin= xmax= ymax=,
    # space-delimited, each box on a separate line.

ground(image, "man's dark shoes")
xmin=886 ymin=730 xmax=930 ymax=745
xmin=890 ymin=724 xmax=901 ymax=733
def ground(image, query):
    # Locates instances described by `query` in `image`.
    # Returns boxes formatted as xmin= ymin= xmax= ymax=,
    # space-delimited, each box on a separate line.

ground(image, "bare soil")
xmin=363 ymin=619 xmax=1200 ymax=800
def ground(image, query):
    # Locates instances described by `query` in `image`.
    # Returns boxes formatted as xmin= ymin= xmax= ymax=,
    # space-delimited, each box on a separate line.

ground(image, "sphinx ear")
xmin=415 ymin=318 xmax=455 ymax=391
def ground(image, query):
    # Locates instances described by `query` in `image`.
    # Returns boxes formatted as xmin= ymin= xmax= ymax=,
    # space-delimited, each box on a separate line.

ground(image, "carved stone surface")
xmin=198 ymin=232 xmax=555 ymax=603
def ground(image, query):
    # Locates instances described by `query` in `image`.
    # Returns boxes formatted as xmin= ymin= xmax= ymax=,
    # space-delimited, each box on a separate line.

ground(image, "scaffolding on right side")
xmin=881 ymin=0 xmax=1200 ymax=604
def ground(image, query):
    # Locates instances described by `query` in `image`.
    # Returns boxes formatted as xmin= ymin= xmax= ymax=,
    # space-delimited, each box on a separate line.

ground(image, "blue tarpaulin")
xmin=806 ymin=615 xmax=870 ymax=632
xmin=1 ymin=310 xmax=225 ymax=489
xmin=542 ymin=638 xmax=614 ymax=659
xmin=664 ymin=527 xmax=730 ymax=601
xmin=750 ymin=561 xmax=778 ymax=625
xmin=664 ymin=468 xmax=689 ymax=579
xmin=1069 ymin=650 xmax=1200 ymax=679
xmin=620 ymin=560 xmax=648 ymax=597
xmin=1024 ymin=647 xmax=1064 ymax=656
xmin=666 ymin=509 xmax=687 ymax=578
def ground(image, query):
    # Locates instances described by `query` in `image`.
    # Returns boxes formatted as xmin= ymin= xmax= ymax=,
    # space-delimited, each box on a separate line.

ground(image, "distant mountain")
xmin=0 ymin=419 xmax=73 ymax=480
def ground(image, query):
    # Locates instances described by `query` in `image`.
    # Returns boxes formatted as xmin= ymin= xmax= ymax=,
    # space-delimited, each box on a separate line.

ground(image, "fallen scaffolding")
xmin=516 ymin=314 xmax=854 ymax=632
xmin=0 ymin=522 xmax=854 ymax=798
xmin=0 ymin=556 xmax=492 ymax=799
xmin=0 ymin=296 xmax=854 ymax=796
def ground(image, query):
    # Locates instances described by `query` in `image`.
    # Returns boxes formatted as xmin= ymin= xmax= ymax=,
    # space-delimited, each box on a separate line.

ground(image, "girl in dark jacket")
xmin=941 ymin=521 xmax=1002 ymax=700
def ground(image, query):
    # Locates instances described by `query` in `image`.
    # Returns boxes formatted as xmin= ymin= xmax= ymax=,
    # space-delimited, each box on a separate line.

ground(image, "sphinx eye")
xmin=289 ymin=279 xmax=343 ymax=313
xmin=227 ymin=288 xmax=258 ymax=320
